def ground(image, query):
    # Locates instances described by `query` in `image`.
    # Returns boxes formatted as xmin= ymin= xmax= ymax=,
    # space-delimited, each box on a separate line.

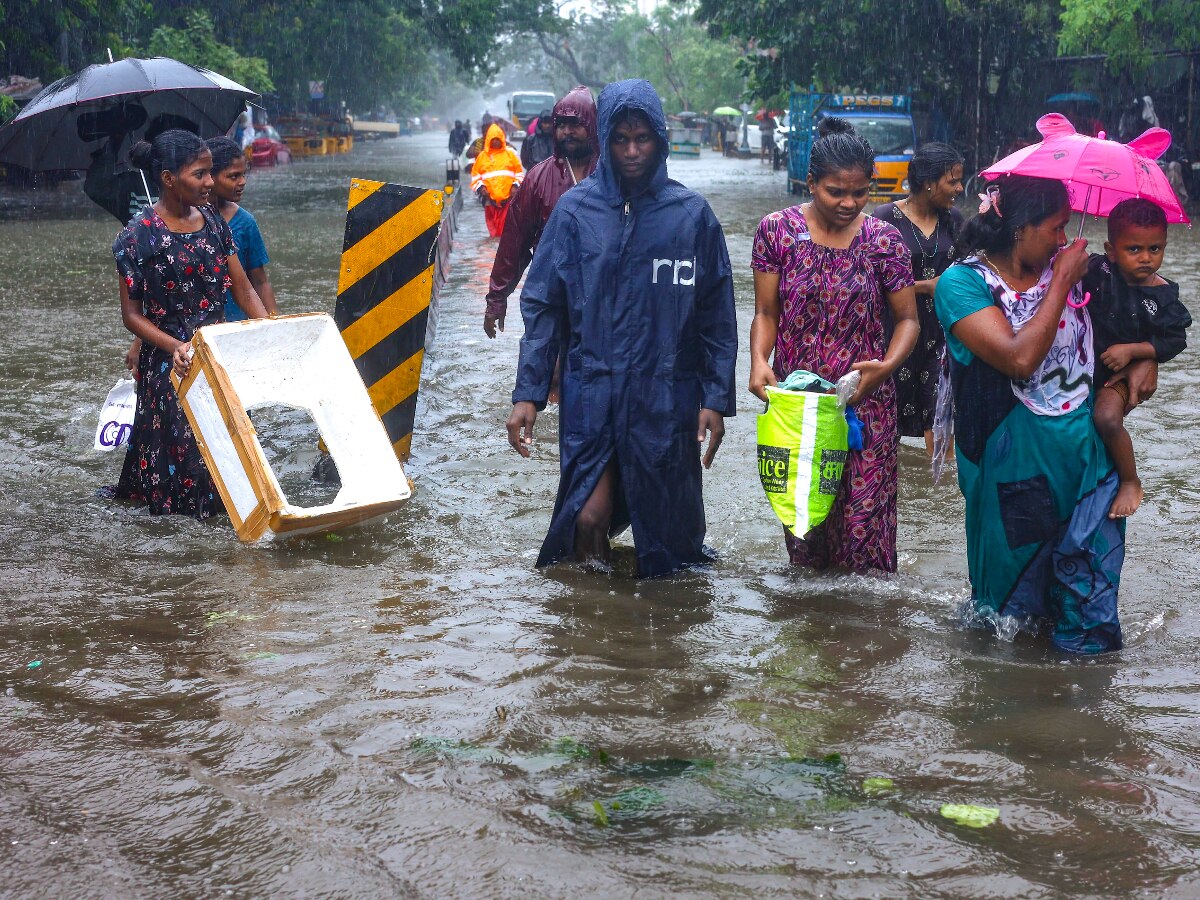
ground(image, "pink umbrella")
xmin=982 ymin=113 xmax=1189 ymax=229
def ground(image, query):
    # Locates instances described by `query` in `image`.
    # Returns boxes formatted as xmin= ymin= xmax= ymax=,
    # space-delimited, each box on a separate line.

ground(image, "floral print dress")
xmin=112 ymin=205 xmax=235 ymax=518
xmin=752 ymin=206 xmax=913 ymax=573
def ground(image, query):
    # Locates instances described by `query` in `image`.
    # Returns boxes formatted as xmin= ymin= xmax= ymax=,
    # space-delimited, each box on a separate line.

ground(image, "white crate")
xmin=174 ymin=313 xmax=412 ymax=541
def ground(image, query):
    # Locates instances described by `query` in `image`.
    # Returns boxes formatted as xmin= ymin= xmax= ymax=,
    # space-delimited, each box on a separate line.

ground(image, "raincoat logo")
xmin=652 ymin=257 xmax=696 ymax=286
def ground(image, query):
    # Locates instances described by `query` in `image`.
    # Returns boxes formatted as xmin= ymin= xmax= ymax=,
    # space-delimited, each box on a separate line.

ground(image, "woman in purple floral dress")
xmin=750 ymin=118 xmax=918 ymax=573
xmin=113 ymin=130 xmax=267 ymax=519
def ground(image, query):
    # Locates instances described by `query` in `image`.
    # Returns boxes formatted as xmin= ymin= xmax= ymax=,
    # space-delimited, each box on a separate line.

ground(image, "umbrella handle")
xmin=1067 ymin=291 xmax=1090 ymax=309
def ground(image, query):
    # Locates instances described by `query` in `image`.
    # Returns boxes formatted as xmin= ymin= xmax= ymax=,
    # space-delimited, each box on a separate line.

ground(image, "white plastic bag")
xmin=94 ymin=378 xmax=136 ymax=452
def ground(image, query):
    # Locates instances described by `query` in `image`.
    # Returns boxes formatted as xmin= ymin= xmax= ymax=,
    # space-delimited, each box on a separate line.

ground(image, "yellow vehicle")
xmin=507 ymin=90 xmax=556 ymax=131
xmin=276 ymin=116 xmax=353 ymax=157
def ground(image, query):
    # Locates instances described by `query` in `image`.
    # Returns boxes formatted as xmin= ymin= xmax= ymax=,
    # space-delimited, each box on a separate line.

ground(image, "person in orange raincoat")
xmin=470 ymin=123 xmax=524 ymax=237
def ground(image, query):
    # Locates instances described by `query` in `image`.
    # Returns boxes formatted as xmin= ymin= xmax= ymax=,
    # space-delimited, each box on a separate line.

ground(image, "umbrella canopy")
xmin=982 ymin=113 xmax=1189 ymax=224
xmin=712 ymin=106 xmax=741 ymax=117
xmin=0 ymin=56 xmax=257 ymax=171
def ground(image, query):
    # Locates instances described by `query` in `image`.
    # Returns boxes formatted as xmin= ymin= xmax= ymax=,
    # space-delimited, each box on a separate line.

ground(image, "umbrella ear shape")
xmin=1128 ymin=127 xmax=1171 ymax=161
xmin=1036 ymin=113 xmax=1077 ymax=139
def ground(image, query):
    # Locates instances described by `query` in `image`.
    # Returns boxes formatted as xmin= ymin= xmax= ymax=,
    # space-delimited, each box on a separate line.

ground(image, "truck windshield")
xmin=512 ymin=93 xmax=555 ymax=120
xmin=852 ymin=118 xmax=914 ymax=156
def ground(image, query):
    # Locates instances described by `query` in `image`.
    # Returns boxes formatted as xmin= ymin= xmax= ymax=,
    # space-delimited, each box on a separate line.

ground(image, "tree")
xmin=0 ymin=0 xmax=142 ymax=80
xmin=694 ymin=0 xmax=1062 ymax=166
xmin=147 ymin=10 xmax=273 ymax=92
xmin=1059 ymin=0 xmax=1200 ymax=77
xmin=500 ymin=2 xmax=742 ymax=114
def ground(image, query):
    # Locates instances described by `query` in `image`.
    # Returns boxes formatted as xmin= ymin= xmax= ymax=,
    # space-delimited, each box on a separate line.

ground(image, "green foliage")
xmin=147 ymin=11 xmax=273 ymax=92
xmin=1059 ymin=0 xmax=1200 ymax=77
xmin=0 ymin=94 xmax=16 ymax=124
xmin=696 ymin=0 xmax=1063 ymax=163
xmin=506 ymin=3 xmax=743 ymax=113
xmin=634 ymin=6 xmax=744 ymax=112
xmin=0 ymin=0 xmax=146 ymax=80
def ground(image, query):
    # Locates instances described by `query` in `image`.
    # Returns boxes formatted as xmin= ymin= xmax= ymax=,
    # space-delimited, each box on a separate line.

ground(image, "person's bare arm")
xmin=850 ymin=284 xmax=918 ymax=405
xmin=124 ymin=338 xmax=141 ymax=371
xmin=1108 ymin=358 xmax=1159 ymax=413
xmin=950 ymin=239 xmax=1089 ymax=380
xmin=119 ymin=275 xmax=190 ymax=376
xmin=227 ymin=254 xmax=268 ymax=319
xmin=1100 ymin=341 xmax=1156 ymax=373
xmin=749 ymin=269 xmax=781 ymax=401
xmin=247 ymin=265 xmax=279 ymax=315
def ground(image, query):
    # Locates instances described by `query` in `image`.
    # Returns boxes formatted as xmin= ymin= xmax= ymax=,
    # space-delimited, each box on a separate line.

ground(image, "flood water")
xmin=1 ymin=132 xmax=1199 ymax=898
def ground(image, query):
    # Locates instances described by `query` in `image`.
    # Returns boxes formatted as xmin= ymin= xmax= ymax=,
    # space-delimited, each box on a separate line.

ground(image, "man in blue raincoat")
xmin=506 ymin=79 xmax=738 ymax=578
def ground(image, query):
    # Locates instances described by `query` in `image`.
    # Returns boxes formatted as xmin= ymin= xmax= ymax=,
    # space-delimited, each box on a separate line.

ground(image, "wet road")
xmin=1 ymin=132 xmax=1199 ymax=897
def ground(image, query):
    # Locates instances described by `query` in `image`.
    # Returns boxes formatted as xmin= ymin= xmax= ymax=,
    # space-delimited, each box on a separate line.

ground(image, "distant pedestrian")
xmin=112 ymin=130 xmax=268 ymax=518
xmin=449 ymin=120 xmax=468 ymax=156
xmin=485 ymin=86 xmax=599 ymax=340
xmin=470 ymin=123 xmax=524 ymax=237
xmin=758 ymin=114 xmax=776 ymax=162
xmin=520 ymin=109 xmax=555 ymax=169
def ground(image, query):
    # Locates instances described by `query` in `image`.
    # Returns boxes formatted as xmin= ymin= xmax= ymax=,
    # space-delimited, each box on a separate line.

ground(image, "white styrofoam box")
xmin=174 ymin=313 xmax=411 ymax=541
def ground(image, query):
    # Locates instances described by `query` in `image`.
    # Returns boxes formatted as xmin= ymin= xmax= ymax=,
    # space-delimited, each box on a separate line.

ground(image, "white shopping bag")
xmin=94 ymin=378 xmax=136 ymax=452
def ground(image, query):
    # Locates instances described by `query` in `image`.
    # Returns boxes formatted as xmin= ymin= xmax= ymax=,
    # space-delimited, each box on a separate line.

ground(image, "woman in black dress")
xmin=871 ymin=143 xmax=964 ymax=455
xmin=113 ymin=130 xmax=267 ymax=518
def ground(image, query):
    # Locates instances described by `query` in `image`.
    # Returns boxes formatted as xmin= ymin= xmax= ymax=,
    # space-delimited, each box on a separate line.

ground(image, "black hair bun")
xmin=818 ymin=116 xmax=855 ymax=138
xmin=129 ymin=140 xmax=154 ymax=171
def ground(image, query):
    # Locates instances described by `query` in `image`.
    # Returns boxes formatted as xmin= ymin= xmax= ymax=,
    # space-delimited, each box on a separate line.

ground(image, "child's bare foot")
xmin=1109 ymin=479 xmax=1143 ymax=519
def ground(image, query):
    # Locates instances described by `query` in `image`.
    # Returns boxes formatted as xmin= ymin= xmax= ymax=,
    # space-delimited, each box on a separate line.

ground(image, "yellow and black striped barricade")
xmin=335 ymin=179 xmax=443 ymax=462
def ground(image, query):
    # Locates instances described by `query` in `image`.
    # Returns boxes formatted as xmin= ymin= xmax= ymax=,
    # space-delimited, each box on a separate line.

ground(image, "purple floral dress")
xmin=112 ymin=205 xmax=235 ymax=518
xmin=752 ymin=206 xmax=913 ymax=573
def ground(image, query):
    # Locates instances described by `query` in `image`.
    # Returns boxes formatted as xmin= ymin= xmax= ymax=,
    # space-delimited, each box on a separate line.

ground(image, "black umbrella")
xmin=0 ymin=56 xmax=257 ymax=172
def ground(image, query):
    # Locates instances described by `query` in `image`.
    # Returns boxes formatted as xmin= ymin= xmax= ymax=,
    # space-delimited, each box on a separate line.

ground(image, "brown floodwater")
xmin=1 ymin=132 xmax=1198 ymax=898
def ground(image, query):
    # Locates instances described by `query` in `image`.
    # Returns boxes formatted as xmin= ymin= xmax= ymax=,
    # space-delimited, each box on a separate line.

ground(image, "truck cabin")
xmin=508 ymin=92 xmax=557 ymax=132
xmin=788 ymin=92 xmax=917 ymax=200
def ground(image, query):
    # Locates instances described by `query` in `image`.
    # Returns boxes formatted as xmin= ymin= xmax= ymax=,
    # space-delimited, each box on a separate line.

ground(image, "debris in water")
xmin=940 ymin=803 xmax=1000 ymax=828
xmin=26 ymin=660 xmax=41 ymax=669
xmin=862 ymin=777 xmax=895 ymax=796
xmin=592 ymin=800 xmax=609 ymax=827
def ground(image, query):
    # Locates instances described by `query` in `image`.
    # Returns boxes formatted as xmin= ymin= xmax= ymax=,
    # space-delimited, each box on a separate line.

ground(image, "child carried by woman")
xmin=1084 ymin=198 xmax=1191 ymax=519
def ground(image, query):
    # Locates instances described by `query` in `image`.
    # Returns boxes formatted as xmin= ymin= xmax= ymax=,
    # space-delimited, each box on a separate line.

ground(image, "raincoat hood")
xmin=596 ymin=79 xmax=669 ymax=201
xmin=483 ymin=122 xmax=508 ymax=151
xmin=552 ymin=85 xmax=599 ymax=162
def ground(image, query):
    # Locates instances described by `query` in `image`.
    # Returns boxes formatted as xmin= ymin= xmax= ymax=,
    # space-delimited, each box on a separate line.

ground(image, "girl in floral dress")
xmin=749 ymin=118 xmax=918 ymax=573
xmin=113 ymin=130 xmax=268 ymax=518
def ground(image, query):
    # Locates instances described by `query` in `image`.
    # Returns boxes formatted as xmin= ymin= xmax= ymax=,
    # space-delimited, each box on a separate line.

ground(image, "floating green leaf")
xmin=862 ymin=777 xmax=895 ymax=796
xmin=592 ymin=800 xmax=609 ymax=827
xmin=940 ymin=803 xmax=1000 ymax=828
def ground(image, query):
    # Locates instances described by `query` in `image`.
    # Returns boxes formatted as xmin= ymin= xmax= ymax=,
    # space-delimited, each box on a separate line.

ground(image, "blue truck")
xmin=787 ymin=90 xmax=917 ymax=200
